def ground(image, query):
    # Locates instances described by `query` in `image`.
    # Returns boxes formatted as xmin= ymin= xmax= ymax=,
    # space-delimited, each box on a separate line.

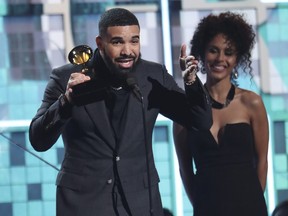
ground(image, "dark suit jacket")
xmin=29 ymin=50 xmax=211 ymax=216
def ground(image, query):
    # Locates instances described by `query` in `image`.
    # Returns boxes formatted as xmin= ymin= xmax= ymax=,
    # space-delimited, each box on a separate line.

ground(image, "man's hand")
xmin=179 ymin=44 xmax=198 ymax=85
xmin=65 ymin=72 xmax=91 ymax=102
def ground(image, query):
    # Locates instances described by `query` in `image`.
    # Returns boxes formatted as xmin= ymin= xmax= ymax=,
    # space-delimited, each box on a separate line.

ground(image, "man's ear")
xmin=96 ymin=36 xmax=103 ymax=50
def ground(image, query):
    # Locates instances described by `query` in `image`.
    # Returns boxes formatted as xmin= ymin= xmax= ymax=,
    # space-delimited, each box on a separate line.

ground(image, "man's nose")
xmin=121 ymin=44 xmax=131 ymax=56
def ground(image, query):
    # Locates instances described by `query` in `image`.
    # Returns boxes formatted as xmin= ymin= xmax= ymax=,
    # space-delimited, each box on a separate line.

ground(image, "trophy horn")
xmin=68 ymin=45 xmax=93 ymax=72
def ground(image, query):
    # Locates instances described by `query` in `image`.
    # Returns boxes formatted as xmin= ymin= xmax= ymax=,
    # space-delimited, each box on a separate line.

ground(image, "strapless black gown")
xmin=188 ymin=123 xmax=268 ymax=216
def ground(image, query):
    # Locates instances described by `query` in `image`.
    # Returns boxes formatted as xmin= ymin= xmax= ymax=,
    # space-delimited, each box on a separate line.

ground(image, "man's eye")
xmin=112 ymin=41 xmax=122 ymax=45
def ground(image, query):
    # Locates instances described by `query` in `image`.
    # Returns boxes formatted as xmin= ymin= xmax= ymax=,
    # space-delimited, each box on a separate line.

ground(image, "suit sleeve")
xmin=157 ymin=66 xmax=212 ymax=130
xmin=29 ymin=68 xmax=72 ymax=152
xmin=184 ymin=76 xmax=212 ymax=130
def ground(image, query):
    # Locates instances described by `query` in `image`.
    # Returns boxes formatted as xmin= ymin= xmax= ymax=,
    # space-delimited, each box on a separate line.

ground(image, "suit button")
xmin=107 ymin=179 xmax=113 ymax=184
xmin=115 ymin=156 xmax=120 ymax=162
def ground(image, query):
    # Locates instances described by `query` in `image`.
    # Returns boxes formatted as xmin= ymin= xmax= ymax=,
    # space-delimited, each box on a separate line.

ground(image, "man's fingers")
xmin=180 ymin=44 xmax=187 ymax=58
xmin=182 ymin=64 xmax=198 ymax=84
xmin=68 ymin=73 xmax=91 ymax=88
xmin=179 ymin=44 xmax=187 ymax=71
xmin=179 ymin=44 xmax=198 ymax=73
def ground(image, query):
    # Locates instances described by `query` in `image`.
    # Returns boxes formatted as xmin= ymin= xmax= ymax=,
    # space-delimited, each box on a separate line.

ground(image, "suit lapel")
xmin=82 ymin=58 xmax=147 ymax=151
xmin=84 ymin=101 xmax=116 ymax=150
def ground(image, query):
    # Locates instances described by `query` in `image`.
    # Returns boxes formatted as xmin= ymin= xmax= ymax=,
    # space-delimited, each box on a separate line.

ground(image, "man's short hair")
xmin=98 ymin=8 xmax=140 ymax=37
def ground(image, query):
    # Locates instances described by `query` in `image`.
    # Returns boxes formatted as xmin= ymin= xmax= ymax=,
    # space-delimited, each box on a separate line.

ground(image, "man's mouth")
xmin=117 ymin=58 xmax=135 ymax=68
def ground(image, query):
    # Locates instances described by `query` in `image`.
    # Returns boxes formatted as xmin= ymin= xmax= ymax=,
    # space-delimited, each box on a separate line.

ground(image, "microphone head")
xmin=125 ymin=74 xmax=142 ymax=101
xmin=126 ymin=74 xmax=138 ymax=88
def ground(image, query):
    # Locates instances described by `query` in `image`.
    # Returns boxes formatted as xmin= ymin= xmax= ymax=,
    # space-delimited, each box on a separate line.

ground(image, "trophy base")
xmin=71 ymin=79 xmax=108 ymax=106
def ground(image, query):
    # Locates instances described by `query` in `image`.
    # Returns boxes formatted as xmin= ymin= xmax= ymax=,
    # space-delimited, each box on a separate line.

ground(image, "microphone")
xmin=126 ymin=75 xmax=142 ymax=102
xmin=126 ymin=74 xmax=154 ymax=216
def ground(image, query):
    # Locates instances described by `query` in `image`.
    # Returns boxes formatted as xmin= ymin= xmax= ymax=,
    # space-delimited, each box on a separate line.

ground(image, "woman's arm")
xmin=249 ymin=92 xmax=269 ymax=191
xmin=173 ymin=122 xmax=195 ymax=205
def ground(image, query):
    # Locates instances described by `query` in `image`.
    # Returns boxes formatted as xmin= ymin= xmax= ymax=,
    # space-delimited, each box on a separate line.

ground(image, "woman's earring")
xmin=232 ymin=69 xmax=238 ymax=79
xmin=201 ymin=66 xmax=206 ymax=74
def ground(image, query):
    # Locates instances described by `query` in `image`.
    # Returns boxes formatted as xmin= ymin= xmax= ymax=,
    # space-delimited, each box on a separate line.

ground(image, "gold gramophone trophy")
xmin=67 ymin=45 xmax=107 ymax=105
xmin=68 ymin=45 xmax=93 ymax=74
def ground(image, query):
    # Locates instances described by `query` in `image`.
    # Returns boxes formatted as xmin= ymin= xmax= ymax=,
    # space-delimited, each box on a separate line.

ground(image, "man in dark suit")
xmin=29 ymin=8 xmax=211 ymax=216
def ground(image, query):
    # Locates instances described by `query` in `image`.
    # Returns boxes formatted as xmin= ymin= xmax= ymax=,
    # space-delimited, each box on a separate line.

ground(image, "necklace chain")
xmin=204 ymin=84 xmax=235 ymax=109
xmin=111 ymin=86 xmax=123 ymax=91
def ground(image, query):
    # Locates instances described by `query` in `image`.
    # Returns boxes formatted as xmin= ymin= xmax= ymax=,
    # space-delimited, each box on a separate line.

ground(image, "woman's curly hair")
xmin=190 ymin=11 xmax=256 ymax=83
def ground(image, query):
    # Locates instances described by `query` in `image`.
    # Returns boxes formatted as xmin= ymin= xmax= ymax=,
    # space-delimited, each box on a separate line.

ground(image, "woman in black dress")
xmin=174 ymin=12 xmax=269 ymax=216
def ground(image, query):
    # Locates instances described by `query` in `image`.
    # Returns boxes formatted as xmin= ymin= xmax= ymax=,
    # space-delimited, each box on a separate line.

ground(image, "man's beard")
xmin=103 ymin=51 xmax=141 ymax=86
xmin=103 ymin=52 xmax=140 ymax=76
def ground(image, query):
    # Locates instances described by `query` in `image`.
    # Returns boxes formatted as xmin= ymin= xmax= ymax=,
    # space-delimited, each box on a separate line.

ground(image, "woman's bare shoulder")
xmin=237 ymin=87 xmax=263 ymax=109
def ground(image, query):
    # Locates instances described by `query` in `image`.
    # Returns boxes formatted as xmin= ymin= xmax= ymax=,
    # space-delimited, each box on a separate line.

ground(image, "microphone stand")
xmin=0 ymin=132 xmax=60 ymax=171
xmin=139 ymin=92 xmax=153 ymax=216
xmin=128 ymin=80 xmax=153 ymax=216
xmin=126 ymin=74 xmax=153 ymax=216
